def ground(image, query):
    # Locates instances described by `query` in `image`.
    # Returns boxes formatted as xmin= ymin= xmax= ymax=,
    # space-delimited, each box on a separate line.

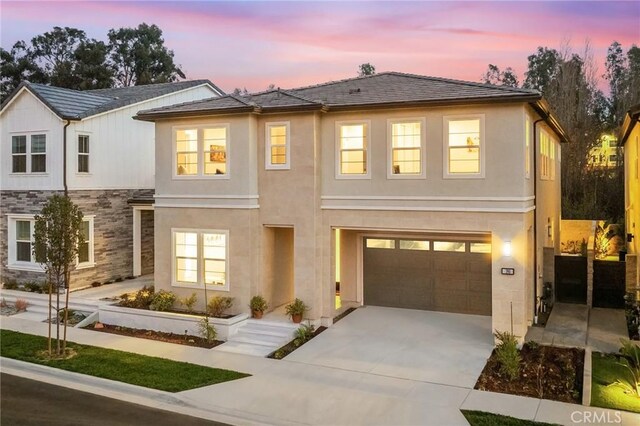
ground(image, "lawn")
xmin=0 ymin=329 xmax=249 ymax=392
xmin=591 ymin=352 xmax=640 ymax=413
xmin=461 ymin=410 xmax=560 ymax=426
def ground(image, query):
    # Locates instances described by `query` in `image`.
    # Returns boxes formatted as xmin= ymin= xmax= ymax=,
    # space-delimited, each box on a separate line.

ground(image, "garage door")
xmin=363 ymin=236 xmax=492 ymax=315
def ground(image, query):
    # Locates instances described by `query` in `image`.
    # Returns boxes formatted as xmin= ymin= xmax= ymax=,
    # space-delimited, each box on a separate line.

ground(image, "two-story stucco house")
xmin=1 ymin=80 xmax=223 ymax=288
xmin=136 ymin=72 xmax=567 ymax=339
xmin=621 ymin=103 xmax=640 ymax=293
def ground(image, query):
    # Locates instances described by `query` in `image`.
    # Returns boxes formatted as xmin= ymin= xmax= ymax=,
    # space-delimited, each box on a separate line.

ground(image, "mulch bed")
xmin=475 ymin=343 xmax=584 ymax=404
xmin=267 ymin=326 xmax=327 ymax=359
xmin=85 ymin=323 xmax=224 ymax=349
xmin=333 ymin=307 xmax=357 ymax=323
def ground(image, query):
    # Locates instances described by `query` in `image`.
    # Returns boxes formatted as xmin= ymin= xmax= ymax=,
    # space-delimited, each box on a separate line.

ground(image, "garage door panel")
xmin=363 ymin=236 xmax=491 ymax=316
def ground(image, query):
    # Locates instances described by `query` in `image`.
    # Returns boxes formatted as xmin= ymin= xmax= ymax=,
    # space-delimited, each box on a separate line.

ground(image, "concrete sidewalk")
xmin=2 ymin=316 xmax=639 ymax=425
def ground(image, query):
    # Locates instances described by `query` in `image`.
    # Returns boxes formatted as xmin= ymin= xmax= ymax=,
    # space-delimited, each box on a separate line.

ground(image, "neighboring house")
xmin=588 ymin=134 xmax=620 ymax=169
xmin=1 ymin=80 xmax=223 ymax=288
xmin=621 ymin=103 xmax=640 ymax=293
xmin=136 ymin=72 xmax=568 ymax=340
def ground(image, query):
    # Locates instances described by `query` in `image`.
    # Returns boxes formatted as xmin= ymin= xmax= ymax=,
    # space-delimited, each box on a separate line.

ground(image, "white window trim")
xmin=171 ymin=228 xmax=230 ymax=291
xmin=265 ymin=121 xmax=291 ymax=170
xmin=335 ymin=120 xmax=371 ymax=180
xmin=7 ymin=214 xmax=44 ymax=272
xmin=76 ymin=215 xmax=96 ymax=269
xmin=442 ymin=114 xmax=485 ymax=179
xmin=172 ymin=124 xmax=231 ymax=180
xmin=525 ymin=116 xmax=531 ymax=179
xmin=9 ymin=131 xmax=49 ymax=176
xmin=386 ymin=117 xmax=426 ymax=180
xmin=76 ymin=133 xmax=91 ymax=175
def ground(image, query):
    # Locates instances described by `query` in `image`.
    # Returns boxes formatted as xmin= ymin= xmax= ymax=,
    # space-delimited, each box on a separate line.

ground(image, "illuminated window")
xmin=366 ymin=238 xmax=395 ymax=249
xmin=445 ymin=116 xmax=483 ymax=177
xmin=525 ymin=117 xmax=531 ymax=179
xmin=78 ymin=135 xmax=90 ymax=173
xmin=204 ymin=127 xmax=227 ymax=175
xmin=540 ymin=130 xmax=551 ymax=180
xmin=338 ymin=122 xmax=369 ymax=177
xmin=433 ymin=241 xmax=466 ymax=252
xmin=550 ymin=139 xmax=556 ymax=180
xmin=173 ymin=230 xmax=229 ymax=290
xmin=389 ymin=120 xmax=424 ymax=177
xmin=470 ymin=242 xmax=491 ymax=253
xmin=399 ymin=240 xmax=429 ymax=250
xmin=176 ymin=129 xmax=198 ymax=176
xmin=266 ymin=122 xmax=290 ymax=169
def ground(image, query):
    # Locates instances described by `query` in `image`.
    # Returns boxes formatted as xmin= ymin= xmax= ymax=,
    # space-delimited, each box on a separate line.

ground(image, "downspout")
xmin=63 ymin=120 xmax=71 ymax=196
xmin=532 ymin=118 xmax=544 ymax=321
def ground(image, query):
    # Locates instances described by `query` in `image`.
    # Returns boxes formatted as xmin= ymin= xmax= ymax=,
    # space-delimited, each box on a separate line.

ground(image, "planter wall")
xmin=98 ymin=305 xmax=249 ymax=340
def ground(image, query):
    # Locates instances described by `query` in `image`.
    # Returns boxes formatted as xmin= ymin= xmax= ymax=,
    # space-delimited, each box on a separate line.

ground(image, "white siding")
xmin=68 ymin=85 xmax=219 ymax=190
xmin=0 ymin=90 xmax=64 ymax=191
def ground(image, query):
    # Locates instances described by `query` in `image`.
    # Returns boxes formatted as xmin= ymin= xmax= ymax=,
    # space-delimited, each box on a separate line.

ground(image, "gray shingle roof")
xmin=136 ymin=72 xmax=540 ymax=120
xmin=1 ymin=80 xmax=223 ymax=120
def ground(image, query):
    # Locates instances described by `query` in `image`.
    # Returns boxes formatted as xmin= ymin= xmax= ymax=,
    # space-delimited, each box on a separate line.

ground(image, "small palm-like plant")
xmin=612 ymin=339 xmax=640 ymax=397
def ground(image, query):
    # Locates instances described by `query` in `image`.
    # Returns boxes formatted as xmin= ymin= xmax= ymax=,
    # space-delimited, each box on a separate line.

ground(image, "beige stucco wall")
xmin=625 ymin=122 xmax=639 ymax=288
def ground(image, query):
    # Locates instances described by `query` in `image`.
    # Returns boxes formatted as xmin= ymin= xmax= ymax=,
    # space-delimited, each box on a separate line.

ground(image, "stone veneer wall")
xmin=140 ymin=210 xmax=154 ymax=275
xmin=0 ymin=189 xmax=154 ymax=288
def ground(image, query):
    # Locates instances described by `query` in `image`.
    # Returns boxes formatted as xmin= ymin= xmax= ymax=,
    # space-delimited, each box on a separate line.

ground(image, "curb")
xmin=582 ymin=347 xmax=592 ymax=406
xmin=0 ymin=357 xmax=295 ymax=426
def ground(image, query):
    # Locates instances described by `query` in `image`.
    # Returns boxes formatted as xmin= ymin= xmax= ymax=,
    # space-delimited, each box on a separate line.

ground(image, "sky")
xmin=1 ymin=1 xmax=639 ymax=93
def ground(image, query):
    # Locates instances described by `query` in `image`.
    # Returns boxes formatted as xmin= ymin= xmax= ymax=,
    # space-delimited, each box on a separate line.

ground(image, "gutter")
xmin=63 ymin=120 xmax=72 ymax=195
xmin=532 ymin=118 xmax=544 ymax=321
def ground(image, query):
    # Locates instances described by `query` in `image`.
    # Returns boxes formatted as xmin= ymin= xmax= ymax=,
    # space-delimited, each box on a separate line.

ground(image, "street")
xmin=0 ymin=373 xmax=229 ymax=426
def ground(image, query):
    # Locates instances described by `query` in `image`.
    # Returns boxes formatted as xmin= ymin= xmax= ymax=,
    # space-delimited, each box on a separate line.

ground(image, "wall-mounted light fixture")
xmin=547 ymin=218 xmax=553 ymax=238
xmin=628 ymin=233 xmax=635 ymax=243
xmin=503 ymin=241 xmax=512 ymax=257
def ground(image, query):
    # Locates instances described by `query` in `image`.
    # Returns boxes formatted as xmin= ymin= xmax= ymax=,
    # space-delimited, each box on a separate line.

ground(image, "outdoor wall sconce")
xmin=629 ymin=233 xmax=635 ymax=243
xmin=547 ymin=218 xmax=552 ymax=238
xmin=503 ymin=241 xmax=512 ymax=257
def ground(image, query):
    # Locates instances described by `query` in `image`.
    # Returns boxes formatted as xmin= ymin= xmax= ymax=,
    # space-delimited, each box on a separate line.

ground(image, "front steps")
xmin=216 ymin=318 xmax=299 ymax=357
xmin=1 ymin=289 xmax=102 ymax=323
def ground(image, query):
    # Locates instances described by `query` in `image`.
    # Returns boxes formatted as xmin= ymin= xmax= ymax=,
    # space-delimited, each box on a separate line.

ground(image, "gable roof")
xmin=0 ymin=80 xmax=224 ymax=120
xmin=136 ymin=71 xmax=540 ymax=120
xmin=620 ymin=103 xmax=640 ymax=146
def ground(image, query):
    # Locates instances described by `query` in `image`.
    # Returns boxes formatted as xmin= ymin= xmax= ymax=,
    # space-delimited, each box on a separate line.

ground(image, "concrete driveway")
xmin=287 ymin=306 xmax=494 ymax=388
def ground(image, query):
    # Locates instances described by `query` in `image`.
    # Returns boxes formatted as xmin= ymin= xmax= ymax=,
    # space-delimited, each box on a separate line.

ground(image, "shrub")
xmin=198 ymin=317 xmax=217 ymax=343
xmin=24 ymin=281 xmax=42 ymax=293
xmin=119 ymin=285 xmax=155 ymax=309
xmin=285 ymin=298 xmax=309 ymax=317
xmin=91 ymin=281 xmax=102 ymax=288
xmin=249 ymin=295 xmax=268 ymax=312
xmin=614 ymin=339 xmax=640 ymax=397
xmin=207 ymin=296 xmax=234 ymax=318
xmin=3 ymin=279 xmax=19 ymax=290
xmin=149 ymin=290 xmax=176 ymax=312
xmin=0 ymin=298 xmax=7 ymax=308
xmin=14 ymin=299 xmax=28 ymax=312
xmin=494 ymin=330 xmax=521 ymax=381
xmin=524 ymin=340 xmax=539 ymax=351
xmin=179 ymin=293 xmax=198 ymax=313
xmin=294 ymin=323 xmax=315 ymax=347
xmin=114 ymin=277 xmax=123 ymax=283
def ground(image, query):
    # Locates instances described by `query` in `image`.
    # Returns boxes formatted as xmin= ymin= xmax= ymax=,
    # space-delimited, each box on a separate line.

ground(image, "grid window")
xmin=30 ymin=134 xmax=46 ymax=173
xmin=78 ymin=220 xmax=91 ymax=263
xmin=203 ymin=233 xmax=226 ymax=286
xmin=16 ymin=220 xmax=32 ymax=262
xmin=78 ymin=135 xmax=90 ymax=173
xmin=339 ymin=124 xmax=367 ymax=175
xmin=203 ymin=127 xmax=227 ymax=175
xmin=175 ymin=232 xmax=198 ymax=283
xmin=391 ymin=122 xmax=422 ymax=175
xmin=11 ymin=136 xmax=27 ymax=173
xmin=447 ymin=119 xmax=481 ymax=174
xmin=266 ymin=123 xmax=289 ymax=168
xmin=176 ymin=129 xmax=198 ymax=176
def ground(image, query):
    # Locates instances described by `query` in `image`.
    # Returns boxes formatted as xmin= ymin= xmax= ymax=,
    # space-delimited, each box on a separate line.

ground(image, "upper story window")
xmin=550 ymin=138 xmax=556 ymax=180
xmin=174 ymin=126 xmax=229 ymax=178
xmin=525 ymin=117 xmax=531 ymax=179
xmin=540 ymin=130 xmax=551 ymax=180
xmin=173 ymin=229 xmax=229 ymax=290
xmin=12 ymin=134 xmax=46 ymax=174
xmin=444 ymin=115 xmax=484 ymax=178
xmin=265 ymin=122 xmax=290 ymax=170
xmin=337 ymin=121 xmax=370 ymax=178
xmin=78 ymin=135 xmax=90 ymax=173
xmin=388 ymin=119 xmax=425 ymax=179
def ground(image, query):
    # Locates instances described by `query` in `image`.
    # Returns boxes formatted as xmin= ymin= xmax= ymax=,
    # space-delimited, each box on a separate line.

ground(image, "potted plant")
xmin=249 ymin=295 xmax=268 ymax=319
xmin=285 ymin=298 xmax=309 ymax=324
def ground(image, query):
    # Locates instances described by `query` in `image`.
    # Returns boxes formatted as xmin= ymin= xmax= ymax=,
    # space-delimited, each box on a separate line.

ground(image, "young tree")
xmin=108 ymin=23 xmax=185 ymax=86
xmin=358 ymin=63 xmax=376 ymax=77
xmin=33 ymin=195 xmax=84 ymax=356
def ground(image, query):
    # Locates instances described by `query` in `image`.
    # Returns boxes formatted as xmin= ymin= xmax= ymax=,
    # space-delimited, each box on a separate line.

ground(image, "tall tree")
xmin=31 ymin=26 xmax=87 ymax=88
xmin=33 ymin=195 xmax=84 ymax=357
xmin=73 ymin=40 xmax=114 ymax=90
xmin=0 ymin=41 xmax=48 ymax=98
xmin=481 ymin=64 xmax=519 ymax=87
xmin=358 ymin=63 xmax=376 ymax=77
xmin=523 ymin=47 xmax=561 ymax=92
xmin=108 ymin=23 xmax=185 ymax=86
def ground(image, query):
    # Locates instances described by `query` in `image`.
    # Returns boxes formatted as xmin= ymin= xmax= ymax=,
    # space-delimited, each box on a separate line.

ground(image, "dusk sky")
xmin=1 ymin=1 xmax=639 ymax=93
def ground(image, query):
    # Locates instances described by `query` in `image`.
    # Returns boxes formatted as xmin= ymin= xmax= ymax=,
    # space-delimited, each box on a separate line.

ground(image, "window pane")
xmin=78 ymin=155 xmax=89 ymax=173
xmin=340 ymin=125 xmax=365 ymax=149
xmin=81 ymin=221 xmax=90 ymax=239
xmin=392 ymin=148 xmax=421 ymax=174
xmin=78 ymin=242 xmax=89 ymax=263
xmin=17 ymin=241 xmax=32 ymax=262
xmin=204 ymin=127 xmax=227 ymax=175
xmin=271 ymin=146 xmax=287 ymax=164
xmin=366 ymin=239 xmax=395 ymax=249
xmin=399 ymin=240 xmax=429 ymax=250
xmin=78 ymin=135 xmax=89 ymax=153
xmin=269 ymin=125 xmax=287 ymax=145
xmin=31 ymin=154 xmax=46 ymax=172
xmin=203 ymin=233 xmax=226 ymax=285
xmin=433 ymin=241 xmax=466 ymax=252
xmin=449 ymin=147 xmax=480 ymax=174
xmin=16 ymin=221 xmax=30 ymax=240
xmin=12 ymin=136 xmax=26 ymax=153
xmin=470 ymin=242 xmax=491 ymax=253
xmin=176 ymin=258 xmax=198 ymax=283
xmin=340 ymin=150 xmax=366 ymax=174
xmin=392 ymin=122 xmax=421 ymax=148
xmin=12 ymin=155 xmax=26 ymax=173
xmin=177 ymin=153 xmax=198 ymax=175
xmin=31 ymin=135 xmax=46 ymax=152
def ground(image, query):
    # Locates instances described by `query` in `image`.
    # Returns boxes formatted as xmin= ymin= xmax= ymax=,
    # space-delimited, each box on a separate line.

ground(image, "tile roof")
xmin=1 ymin=80 xmax=222 ymax=120
xmin=136 ymin=71 xmax=541 ymax=119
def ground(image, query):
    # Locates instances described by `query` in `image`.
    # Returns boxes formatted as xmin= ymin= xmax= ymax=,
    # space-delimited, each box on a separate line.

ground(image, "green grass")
xmin=461 ymin=410 xmax=560 ymax=426
xmin=0 ymin=329 xmax=249 ymax=392
xmin=591 ymin=352 xmax=640 ymax=413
